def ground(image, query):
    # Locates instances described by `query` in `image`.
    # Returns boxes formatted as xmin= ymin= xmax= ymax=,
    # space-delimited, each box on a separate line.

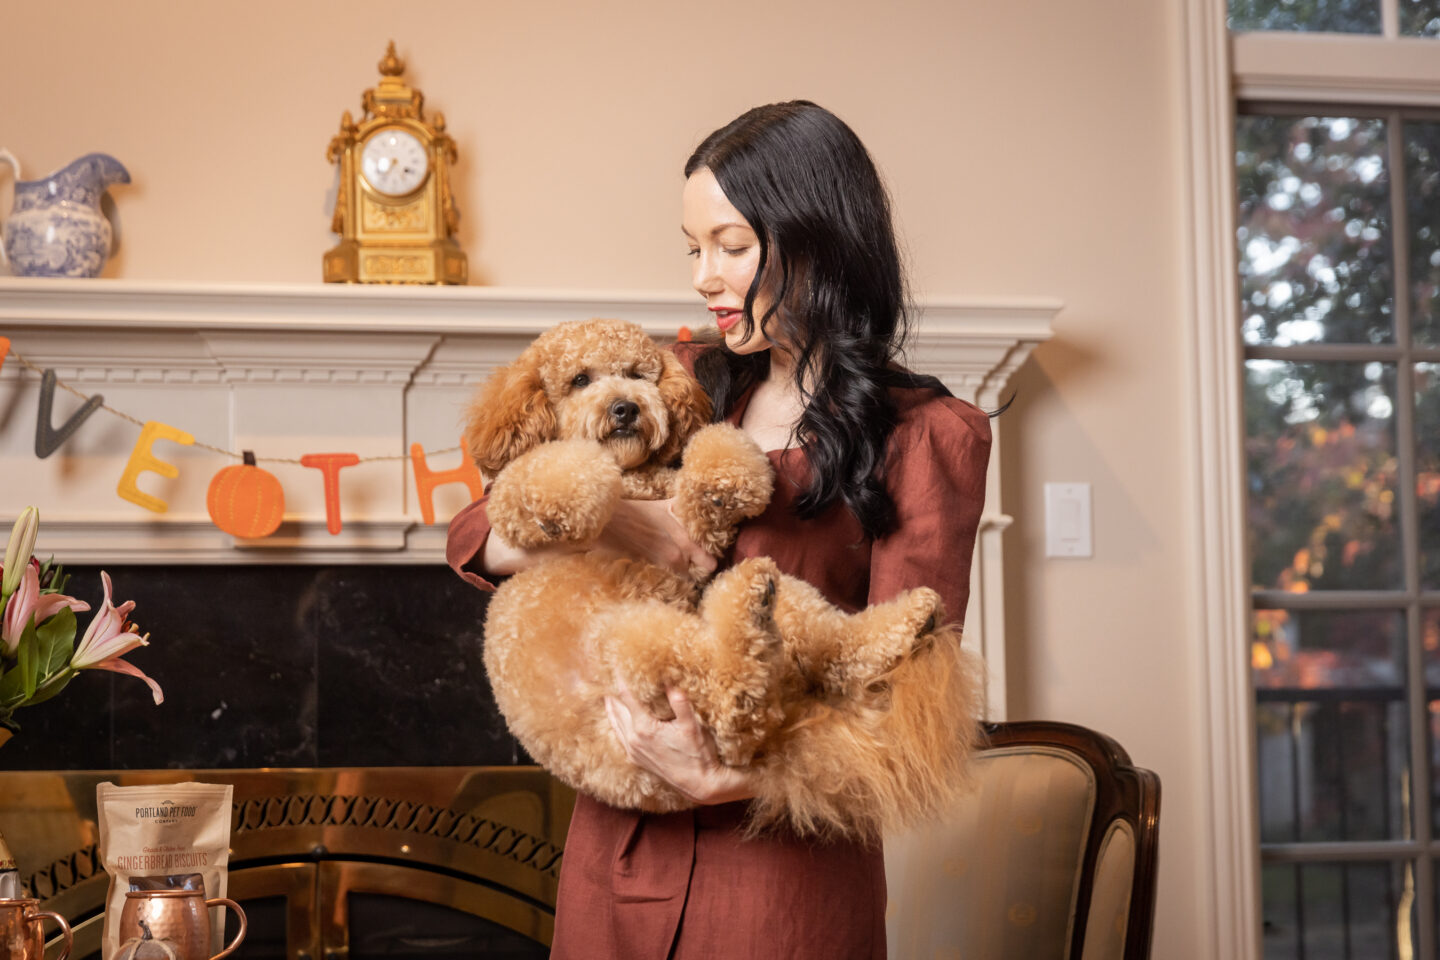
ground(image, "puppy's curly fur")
xmin=468 ymin=318 xmax=984 ymax=840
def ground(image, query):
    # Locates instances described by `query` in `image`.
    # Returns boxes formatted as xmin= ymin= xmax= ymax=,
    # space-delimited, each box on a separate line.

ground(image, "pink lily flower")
xmin=2 ymin=561 xmax=91 ymax=656
xmin=70 ymin=571 xmax=163 ymax=705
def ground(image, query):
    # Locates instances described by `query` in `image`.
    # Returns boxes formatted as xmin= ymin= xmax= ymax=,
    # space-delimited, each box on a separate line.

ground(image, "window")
xmin=1230 ymin=4 xmax=1440 ymax=955
xmin=1231 ymin=0 xmax=1440 ymax=36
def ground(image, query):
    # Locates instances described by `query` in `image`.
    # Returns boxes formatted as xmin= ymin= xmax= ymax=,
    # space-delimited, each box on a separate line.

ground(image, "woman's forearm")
xmin=479 ymin=528 xmax=581 ymax=577
xmin=480 ymin=497 xmax=715 ymax=579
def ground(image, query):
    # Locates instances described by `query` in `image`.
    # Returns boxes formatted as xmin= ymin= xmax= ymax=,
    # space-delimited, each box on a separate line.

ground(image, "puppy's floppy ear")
xmin=463 ymin=356 xmax=556 ymax=476
xmin=654 ymin=350 xmax=713 ymax=465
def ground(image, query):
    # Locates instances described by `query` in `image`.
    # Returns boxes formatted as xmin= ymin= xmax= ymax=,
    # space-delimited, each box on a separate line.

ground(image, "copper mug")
xmin=115 ymin=890 xmax=245 ymax=960
xmin=0 ymin=898 xmax=72 ymax=960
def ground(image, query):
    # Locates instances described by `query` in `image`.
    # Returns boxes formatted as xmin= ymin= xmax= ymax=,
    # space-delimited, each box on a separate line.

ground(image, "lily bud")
xmin=1 ymin=507 xmax=39 ymax=600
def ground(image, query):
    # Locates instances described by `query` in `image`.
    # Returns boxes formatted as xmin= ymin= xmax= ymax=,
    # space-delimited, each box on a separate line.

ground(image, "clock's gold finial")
xmin=379 ymin=41 xmax=404 ymax=78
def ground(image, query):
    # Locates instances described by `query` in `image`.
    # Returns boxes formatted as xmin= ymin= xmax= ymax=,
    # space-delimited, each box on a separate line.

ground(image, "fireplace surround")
xmin=0 ymin=278 xmax=1054 ymax=953
xmin=0 ymin=766 xmax=569 ymax=958
xmin=0 ymin=278 xmax=1053 ymax=718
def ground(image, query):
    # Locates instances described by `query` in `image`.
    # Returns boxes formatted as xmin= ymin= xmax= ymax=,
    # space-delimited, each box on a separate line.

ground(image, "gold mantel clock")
xmin=323 ymin=42 xmax=467 ymax=284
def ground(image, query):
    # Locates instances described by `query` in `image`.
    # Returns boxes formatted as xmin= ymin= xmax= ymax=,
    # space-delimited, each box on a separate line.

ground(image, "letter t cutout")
xmin=301 ymin=453 xmax=361 ymax=535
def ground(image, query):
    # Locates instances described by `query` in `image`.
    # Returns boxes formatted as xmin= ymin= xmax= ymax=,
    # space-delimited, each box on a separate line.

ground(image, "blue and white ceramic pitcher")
xmin=0 ymin=150 xmax=130 ymax=278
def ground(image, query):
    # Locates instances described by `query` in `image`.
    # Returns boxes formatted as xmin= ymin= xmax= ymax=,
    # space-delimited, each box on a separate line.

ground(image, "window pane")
xmin=1230 ymin=0 xmax=1381 ymax=33
xmin=1262 ymin=864 xmax=1300 ymax=960
xmin=1254 ymin=610 xmax=1408 ymax=843
xmin=1238 ymin=115 xmax=1394 ymax=345
xmin=1402 ymin=0 xmax=1440 ymax=35
xmin=1420 ymin=364 xmax=1440 ymax=588
xmin=1426 ymin=609 xmax=1440 ymax=830
xmin=1246 ymin=361 xmax=1402 ymax=590
xmin=1263 ymin=861 xmax=1415 ymax=959
xmin=1407 ymin=124 xmax=1440 ymax=346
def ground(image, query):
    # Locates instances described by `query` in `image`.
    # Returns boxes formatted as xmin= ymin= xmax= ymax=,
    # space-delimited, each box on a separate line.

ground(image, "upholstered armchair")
xmin=885 ymin=720 xmax=1161 ymax=960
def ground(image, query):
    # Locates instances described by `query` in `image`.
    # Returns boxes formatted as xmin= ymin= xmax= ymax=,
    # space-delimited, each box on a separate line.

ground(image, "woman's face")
xmin=682 ymin=168 xmax=773 ymax=356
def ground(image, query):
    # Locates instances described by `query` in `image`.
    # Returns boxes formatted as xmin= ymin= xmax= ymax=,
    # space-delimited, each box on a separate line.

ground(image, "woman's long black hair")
xmin=686 ymin=100 xmax=939 ymax=540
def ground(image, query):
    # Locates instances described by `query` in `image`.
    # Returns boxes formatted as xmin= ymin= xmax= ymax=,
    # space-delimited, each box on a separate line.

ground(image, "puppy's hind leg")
xmin=599 ymin=558 xmax=786 ymax=769
xmin=826 ymin=588 xmax=951 ymax=701
xmin=689 ymin=558 xmax=786 ymax=766
xmin=488 ymin=439 xmax=622 ymax=548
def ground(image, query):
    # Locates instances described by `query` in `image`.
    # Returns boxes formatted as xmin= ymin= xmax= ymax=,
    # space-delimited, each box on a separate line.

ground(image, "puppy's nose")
xmin=609 ymin=399 xmax=639 ymax=425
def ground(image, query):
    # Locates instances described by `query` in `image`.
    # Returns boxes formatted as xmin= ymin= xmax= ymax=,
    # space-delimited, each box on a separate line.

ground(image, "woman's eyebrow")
xmin=680 ymin=223 xmax=752 ymax=238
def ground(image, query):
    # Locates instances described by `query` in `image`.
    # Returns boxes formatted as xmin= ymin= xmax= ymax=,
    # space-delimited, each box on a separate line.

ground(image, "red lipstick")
xmin=710 ymin=307 xmax=742 ymax=333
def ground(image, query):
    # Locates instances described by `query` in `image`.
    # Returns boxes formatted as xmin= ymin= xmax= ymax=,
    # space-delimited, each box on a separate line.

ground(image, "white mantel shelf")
xmin=1 ymin=278 xmax=1055 ymax=717
xmin=0 ymin=278 xmax=1060 ymax=338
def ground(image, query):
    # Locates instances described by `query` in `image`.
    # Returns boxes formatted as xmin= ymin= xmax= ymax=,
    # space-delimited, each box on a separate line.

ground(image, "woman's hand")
xmin=593 ymin=498 xmax=717 ymax=578
xmin=480 ymin=495 xmax=711 ymax=578
xmin=480 ymin=497 xmax=715 ymax=579
xmin=605 ymin=680 xmax=757 ymax=805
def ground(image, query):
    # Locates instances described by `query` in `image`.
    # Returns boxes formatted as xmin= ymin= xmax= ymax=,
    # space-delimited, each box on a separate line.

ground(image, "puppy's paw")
xmin=673 ymin=425 xmax=775 ymax=555
xmin=489 ymin=440 xmax=622 ymax=547
xmin=699 ymin=557 xmax=781 ymax=635
xmin=840 ymin=588 xmax=950 ymax=697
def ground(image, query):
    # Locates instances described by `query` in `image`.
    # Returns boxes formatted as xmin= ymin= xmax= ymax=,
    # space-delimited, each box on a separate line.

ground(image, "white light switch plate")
xmin=1044 ymin=482 xmax=1092 ymax=558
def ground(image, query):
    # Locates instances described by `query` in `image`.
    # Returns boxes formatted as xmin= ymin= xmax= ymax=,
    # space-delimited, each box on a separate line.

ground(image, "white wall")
xmin=1 ymin=1 xmax=1216 ymax=955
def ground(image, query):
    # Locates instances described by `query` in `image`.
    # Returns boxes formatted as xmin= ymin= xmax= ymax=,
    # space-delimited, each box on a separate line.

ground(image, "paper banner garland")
xmin=300 ymin=453 xmax=361 ymax=535
xmin=1 ymin=335 xmax=594 ymax=537
xmin=35 ymin=369 xmax=105 ymax=459
xmin=207 ymin=451 xmax=285 ymax=538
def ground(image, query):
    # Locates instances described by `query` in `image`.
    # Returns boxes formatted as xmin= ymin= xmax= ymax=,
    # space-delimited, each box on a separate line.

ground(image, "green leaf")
xmin=0 ymin=663 xmax=28 ymax=708
xmin=25 ymin=670 xmax=74 ymax=707
xmin=36 ymin=607 xmax=76 ymax=677
xmin=16 ymin=619 xmax=40 ymax=699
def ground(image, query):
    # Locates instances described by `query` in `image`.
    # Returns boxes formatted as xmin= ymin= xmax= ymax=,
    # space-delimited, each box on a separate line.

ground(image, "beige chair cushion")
xmin=1078 ymin=819 xmax=1135 ymax=960
xmin=885 ymin=745 xmax=1096 ymax=960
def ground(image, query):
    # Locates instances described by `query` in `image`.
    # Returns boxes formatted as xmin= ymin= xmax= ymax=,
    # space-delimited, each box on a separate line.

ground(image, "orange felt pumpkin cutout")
xmin=207 ymin=451 xmax=285 ymax=538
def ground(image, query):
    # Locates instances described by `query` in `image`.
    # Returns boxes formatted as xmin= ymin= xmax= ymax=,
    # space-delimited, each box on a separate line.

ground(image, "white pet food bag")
xmin=96 ymin=782 xmax=233 ymax=960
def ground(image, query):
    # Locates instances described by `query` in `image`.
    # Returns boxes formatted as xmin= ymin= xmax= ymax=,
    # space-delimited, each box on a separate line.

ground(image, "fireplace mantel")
xmin=0 ymin=278 xmax=1055 ymax=716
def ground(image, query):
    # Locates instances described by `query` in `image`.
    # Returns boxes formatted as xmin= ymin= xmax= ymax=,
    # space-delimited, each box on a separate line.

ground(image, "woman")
xmin=447 ymin=100 xmax=991 ymax=959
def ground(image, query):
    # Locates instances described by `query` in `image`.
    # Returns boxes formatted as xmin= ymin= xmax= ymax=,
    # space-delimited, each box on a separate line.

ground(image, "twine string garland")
xmin=4 ymin=344 xmax=461 ymax=461
xmin=1 ymin=337 xmax=478 ymax=533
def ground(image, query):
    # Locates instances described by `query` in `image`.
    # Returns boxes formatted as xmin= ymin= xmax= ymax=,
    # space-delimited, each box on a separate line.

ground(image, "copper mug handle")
xmin=32 ymin=909 xmax=72 ymax=960
xmin=202 ymin=898 xmax=245 ymax=960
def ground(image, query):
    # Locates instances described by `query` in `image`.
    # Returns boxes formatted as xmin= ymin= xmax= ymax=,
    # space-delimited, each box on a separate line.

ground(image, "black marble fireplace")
xmin=2 ymin=565 xmax=513 ymax=770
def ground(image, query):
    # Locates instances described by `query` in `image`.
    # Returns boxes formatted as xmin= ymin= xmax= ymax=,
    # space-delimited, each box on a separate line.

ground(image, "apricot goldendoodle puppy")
xmin=466 ymin=318 xmax=983 ymax=839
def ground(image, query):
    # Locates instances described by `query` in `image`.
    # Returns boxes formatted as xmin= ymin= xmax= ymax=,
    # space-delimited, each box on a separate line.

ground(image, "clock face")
xmin=360 ymin=128 xmax=430 ymax=196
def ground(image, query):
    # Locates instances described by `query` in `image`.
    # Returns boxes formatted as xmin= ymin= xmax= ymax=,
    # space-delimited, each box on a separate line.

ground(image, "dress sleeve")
xmin=445 ymin=494 xmax=499 ymax=592
xmin=867 ymin=399 xmax=992 ymax=627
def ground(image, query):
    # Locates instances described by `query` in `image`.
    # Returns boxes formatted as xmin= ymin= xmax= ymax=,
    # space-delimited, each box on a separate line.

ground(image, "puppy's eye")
xmin=627 ymin=369 xmax=644 ymax=380
xmin=571 ymin=373 xmax=590 ymax=389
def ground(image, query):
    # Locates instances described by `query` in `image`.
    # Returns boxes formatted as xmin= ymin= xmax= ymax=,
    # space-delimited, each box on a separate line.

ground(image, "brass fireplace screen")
xmin=0 ymin=768 xmax=574 ymax=959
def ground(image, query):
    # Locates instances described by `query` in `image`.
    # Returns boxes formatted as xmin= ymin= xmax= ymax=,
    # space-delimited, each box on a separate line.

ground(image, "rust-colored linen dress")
xmin=446 ymin=345 xmax=991 ymax=960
